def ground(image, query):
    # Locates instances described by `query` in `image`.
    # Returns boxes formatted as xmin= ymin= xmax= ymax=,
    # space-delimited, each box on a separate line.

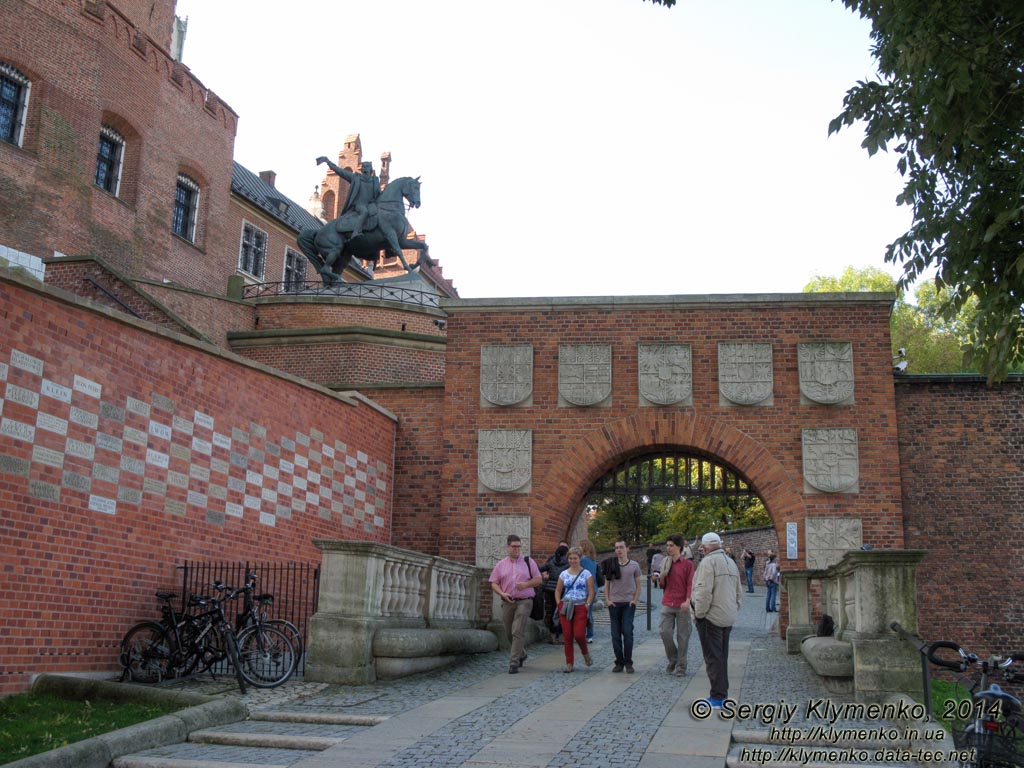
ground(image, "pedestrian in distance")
xmin=658 ymin=534 xmax=695 ymax=676
xmin=742 ymin=548 xmax=756 ymax=593
xmin=649 ymin=544 xmax=665 ymax=588
xmin=604 ymin=539 xmax=642 ymax=673
xmin=554 ymin=547 xmax=595 ymax=672
xmin=488 ymin=534 xmax=544 ymax=674
xmin=691 ymin=531 xmax=743 ymax=709
xmin=578 ymin=539 xmax=603 ymax=643
xmin=763 ymin=554 xmax=780 ymax=612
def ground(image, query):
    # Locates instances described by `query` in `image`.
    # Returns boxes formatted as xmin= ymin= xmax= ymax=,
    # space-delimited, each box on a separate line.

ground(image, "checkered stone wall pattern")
xmin=0 ymin=347 xmax=388 ymax=532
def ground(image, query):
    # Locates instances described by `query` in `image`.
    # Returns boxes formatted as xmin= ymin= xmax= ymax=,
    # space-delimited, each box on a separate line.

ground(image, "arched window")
xmin=0 ymin=62 xmax=30 ymax=147
xmin=172 ymin=174 xmax=200 ymax=242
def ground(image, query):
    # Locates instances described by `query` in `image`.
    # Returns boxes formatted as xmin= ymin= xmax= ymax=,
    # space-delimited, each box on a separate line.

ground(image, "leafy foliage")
xmin=804 ymin=265 xmax=977 ymax=373
xmin=828 ymin=2 xmax=1024 ymax=381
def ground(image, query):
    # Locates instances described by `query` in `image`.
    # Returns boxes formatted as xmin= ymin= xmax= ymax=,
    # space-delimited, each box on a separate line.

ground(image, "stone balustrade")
xmin=783 ymin=549 xmax=927 ymax=700
xmin=305 ymin=540 xmax=496 ymax=684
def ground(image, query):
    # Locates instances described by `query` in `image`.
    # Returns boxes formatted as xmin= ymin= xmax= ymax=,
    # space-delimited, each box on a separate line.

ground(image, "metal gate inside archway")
xmin=583 ymin=450 xmax=770 ymax=547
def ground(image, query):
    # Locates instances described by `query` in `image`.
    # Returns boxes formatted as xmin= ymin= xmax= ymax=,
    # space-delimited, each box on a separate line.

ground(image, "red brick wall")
xmin=0 ymin=275 xmax=396 ymax=693
xmin=438 ymin=296 xmax=904 ymax=565
xmin=253 ymin=299 xmax=447 ymax=337
xmin=1 ymin=1 xmax=238 ymax=292
xmin=137 ymin=280 xmax=256 ymax=348
xmin=896 ymin=377 xmax=1024 ymax=656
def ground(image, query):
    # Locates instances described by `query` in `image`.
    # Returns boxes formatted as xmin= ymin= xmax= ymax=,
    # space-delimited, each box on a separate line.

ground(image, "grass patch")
xmin=0 ymin=691 xmax=182 ymax=765
xmin=930 ymin=678 xmax=973 ymax=732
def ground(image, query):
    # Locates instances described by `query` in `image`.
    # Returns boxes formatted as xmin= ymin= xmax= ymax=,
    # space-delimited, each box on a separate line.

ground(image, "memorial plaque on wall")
xmin=802 ymin=428 xmax=859 ymax=493
xmin=638 ymin=344 xmax=692 ymax=406
xmin=718 ymin=343 xmax=773 ymax=405
xmin=798 ymin=342 xmax=854 ymax=404
xmin=478 ymin=429 xmax=532 ymax=493
xmin=480 ymin=345 xmax=533 ymax=406
xmin=559 ymin=344 xmax=612 ymax=406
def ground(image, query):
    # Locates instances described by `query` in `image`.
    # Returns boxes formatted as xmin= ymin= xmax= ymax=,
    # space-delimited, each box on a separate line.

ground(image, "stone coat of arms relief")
xmin=718 ymin=342 xmax=773 ymax=405
xmin=798 ymin=342 xmax=854 ymax=404
xmin=480 ymin=344 xmax=533 ymax=407
xmin=559 ymin=344 xmax=612 ymax=406
xmin=638 ymin=343 xmax=692 ymax=406
xmin=802 ymin=428 xmax=859 ymax=493
xmin=478 ymin=429 xmax=532 ymax=493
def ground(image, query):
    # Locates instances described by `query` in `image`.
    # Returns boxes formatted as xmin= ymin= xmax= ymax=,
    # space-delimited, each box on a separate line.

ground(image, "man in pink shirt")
xmin=659 ymin=533 xmax=695 ymax=676
xmin=489 ymin=534 xmax=543 ymax=674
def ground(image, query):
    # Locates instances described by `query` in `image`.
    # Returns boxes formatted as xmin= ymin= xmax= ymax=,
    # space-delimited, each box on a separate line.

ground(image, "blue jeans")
xmin=744 ymin=567 xmax=754 ymax=592
xmin=765 ymin=581 xmax=778 ymax=611
xmin=586 ymin=606 xmax=594 ymax=640
xmin=607 ymin=603 xmax=636 ymax=666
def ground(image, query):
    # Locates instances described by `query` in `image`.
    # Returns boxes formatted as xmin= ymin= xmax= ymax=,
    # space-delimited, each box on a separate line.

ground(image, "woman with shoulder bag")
xmin=554 ymin=547 xmax=595 ymax=672
xmin=763 ymin=554 xmax=779 ymax=612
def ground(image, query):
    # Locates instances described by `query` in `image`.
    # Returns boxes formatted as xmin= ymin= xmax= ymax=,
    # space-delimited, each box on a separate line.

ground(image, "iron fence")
xmin=177 ymin=560 xmax=319 ymax=677
xmin=241 ymin=280 xmax=441 ymax=308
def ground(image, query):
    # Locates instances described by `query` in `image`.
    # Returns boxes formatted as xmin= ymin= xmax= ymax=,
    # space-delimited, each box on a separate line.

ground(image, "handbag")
xmin=558 ymin=571 xmax=584 ymax=621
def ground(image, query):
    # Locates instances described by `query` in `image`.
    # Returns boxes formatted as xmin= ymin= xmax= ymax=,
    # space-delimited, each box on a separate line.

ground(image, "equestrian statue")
xmin=297 ymin=156 xmax=430 ymax=286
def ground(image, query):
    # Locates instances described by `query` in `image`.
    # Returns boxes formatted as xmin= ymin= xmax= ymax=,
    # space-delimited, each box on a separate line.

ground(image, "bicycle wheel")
xmin=236 ymin=625 xmax=296 ymax=688
xmin=266 ymin=619 xmax=302 ymax=673
xmin=120 ymin=621 xmax=172 ymax=684
xmin=221 ymin=629 xmax=247 ymax=694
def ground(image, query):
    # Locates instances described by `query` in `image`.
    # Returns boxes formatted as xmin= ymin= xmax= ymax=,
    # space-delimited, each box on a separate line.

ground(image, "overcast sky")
xmin=172 ymin=0 xmax=912 ymax=299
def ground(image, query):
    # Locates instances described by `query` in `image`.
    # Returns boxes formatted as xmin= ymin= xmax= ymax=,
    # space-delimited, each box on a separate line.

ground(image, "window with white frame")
xmin=0 ymin=63 xmax=30 ymax=147
xmin=172 ymin=174 xmax=199 ymax=242
xmin=283 ymin=247 xmax=306 ymax=292
xmin=238 ymin=222 xmax=267 ymax=279
xmin=94 ymin=125 xmax=124 ymax=195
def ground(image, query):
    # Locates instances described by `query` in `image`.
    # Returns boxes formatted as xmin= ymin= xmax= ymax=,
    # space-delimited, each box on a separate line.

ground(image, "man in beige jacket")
xmin=690 ymin=531 xmax=743 ymax=708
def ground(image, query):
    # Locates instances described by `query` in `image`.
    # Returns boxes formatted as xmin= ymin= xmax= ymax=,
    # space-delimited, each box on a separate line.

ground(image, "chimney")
xmin=259 ymin=170 xmax=276 ymax=187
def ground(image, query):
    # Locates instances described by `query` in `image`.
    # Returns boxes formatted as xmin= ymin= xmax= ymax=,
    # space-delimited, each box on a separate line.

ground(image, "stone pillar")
xmin=782 ymin=569 xmax=817 ymax=653
xmin=831 ymin=550 xmax=927 ymax=699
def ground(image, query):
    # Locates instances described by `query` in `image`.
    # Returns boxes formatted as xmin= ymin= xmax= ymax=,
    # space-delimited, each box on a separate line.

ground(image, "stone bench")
xmin=801 ymin=635 xmax=854 ymax=693
xmin=373 ymin=627 xmax=498 ymax=679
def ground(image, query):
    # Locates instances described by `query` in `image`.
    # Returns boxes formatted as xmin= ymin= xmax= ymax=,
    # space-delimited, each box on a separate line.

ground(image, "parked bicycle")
xmin=892 ymin=622 xmax=1024 ymax=768
xmin=120 ymin=582 xmax=248 ymax=692
xmin=234 ymin=570 xmax=303 ymax=679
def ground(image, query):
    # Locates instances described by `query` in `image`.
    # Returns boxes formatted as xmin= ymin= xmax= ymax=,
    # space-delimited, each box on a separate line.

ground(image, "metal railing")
xmin=242 ymin=280 xmax=441 ymax=308
xmin=177 ymin=560 xmax=319 ymax=676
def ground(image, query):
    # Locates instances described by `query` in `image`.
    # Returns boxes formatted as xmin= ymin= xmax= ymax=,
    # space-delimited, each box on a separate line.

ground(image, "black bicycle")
xmin=120 ymin=582 xmax=249 ymax=693
xmin=892 ymin=622 xmax=1024 ymax=768
xmin=233 ymin=571 xmax=302 ymax=685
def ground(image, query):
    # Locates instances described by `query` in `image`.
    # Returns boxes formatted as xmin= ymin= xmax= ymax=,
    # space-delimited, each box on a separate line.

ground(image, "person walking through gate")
xmin=540 ymin=544 xmax=570 ymax=644
xmin=488 ymin=534 xmax=543 ymax=674
xmin=742 ymin=548 xmax=756 ymax=593
xmin=659 ymin=534 xmax=695 ymax=676
xmin=763 ymin=554 xmax=779 ymax=612
xmin=691 ymin=531 xmax=743 ymax=709
xmin=604 ymin=539 xmax=642 ymax=673
xmin=578 ymin=539 xmax=603 ymax=643
xmin=554 ymin=547 xmax=595 ymax=672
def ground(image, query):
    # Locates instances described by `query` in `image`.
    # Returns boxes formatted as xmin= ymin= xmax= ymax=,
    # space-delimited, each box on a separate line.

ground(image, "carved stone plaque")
xmin=478 ymin=429 xmax=532 ymax=492
xmin=559 ymin=345 xmax=612 ymax=406
xmin=798 ymin=342 xmax=854 ymax=404
xmin=480 ymin=345 xmax=533 ymax=406
xmin=805 ymin=517 xmax=863 ymax=569
xmin=719 ymin=343 xmax=773 ymax=405
xmin=476 ymin=514 xmax=532 ymax=567
xmin=638 ymin=344 xmax=692 ymax=405
xmin=802 ymin=428 xmax=859 ymax=493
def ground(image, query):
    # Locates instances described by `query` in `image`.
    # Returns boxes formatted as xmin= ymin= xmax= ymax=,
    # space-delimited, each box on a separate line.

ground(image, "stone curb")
xmin=189 ymin=729 xmax=343 ymax=750
xmin=5 ymin=676 xmax=247 ymax=768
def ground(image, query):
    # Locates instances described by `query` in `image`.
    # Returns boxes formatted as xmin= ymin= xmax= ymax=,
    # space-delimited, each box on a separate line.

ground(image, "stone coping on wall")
xmin=442 ymin=292 xmax=897 ymax=312
xmin=227 ymin=325 xmax=446 ymax=352
xmin=252 ymin=292 xmax=449 ymax=319
xmin=0 ymin=267 xmax=397 ymax=422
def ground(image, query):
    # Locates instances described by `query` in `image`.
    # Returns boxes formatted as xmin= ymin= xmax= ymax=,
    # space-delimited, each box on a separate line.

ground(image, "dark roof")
xmin=231 ymin=162 xmax=324 ymax=234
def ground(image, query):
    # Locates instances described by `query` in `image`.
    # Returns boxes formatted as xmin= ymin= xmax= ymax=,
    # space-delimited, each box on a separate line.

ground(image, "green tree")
xmin=803 ymin=265 xmax=975 ymax=373
xmin=647 ymin=0 xmax=1024 ymax=381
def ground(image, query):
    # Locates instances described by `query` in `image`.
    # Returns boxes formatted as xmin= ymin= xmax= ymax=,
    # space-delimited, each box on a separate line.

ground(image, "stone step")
xmin=250 ymin=708 xmax=388 ymax=726
xmin=188 ymin=728 xmax=346 ymax=751
xmin=111 ymin=740 xmax=317 ymax=768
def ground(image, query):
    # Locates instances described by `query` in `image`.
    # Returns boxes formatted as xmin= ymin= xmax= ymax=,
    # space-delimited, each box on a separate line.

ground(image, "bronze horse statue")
xmin=297 ymin=176 xmax=430 ymax=286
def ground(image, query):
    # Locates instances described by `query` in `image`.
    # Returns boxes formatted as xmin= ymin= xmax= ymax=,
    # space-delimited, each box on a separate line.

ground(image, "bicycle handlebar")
xmin=926 ymin=641 xmax=967 ymax=671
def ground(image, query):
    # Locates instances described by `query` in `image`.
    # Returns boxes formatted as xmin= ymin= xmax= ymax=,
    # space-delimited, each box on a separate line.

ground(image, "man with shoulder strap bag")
xmin=489 ymin=534 xmax=543 ymax=674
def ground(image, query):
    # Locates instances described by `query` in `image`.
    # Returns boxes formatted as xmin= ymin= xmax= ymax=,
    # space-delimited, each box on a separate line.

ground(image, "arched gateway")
xmin=437 ymin=293 xmax=905 ymax=584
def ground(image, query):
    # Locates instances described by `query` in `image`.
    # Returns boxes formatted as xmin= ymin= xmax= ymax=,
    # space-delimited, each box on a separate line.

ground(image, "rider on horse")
xmin=316 ymin=156 xmax=380 ymax=240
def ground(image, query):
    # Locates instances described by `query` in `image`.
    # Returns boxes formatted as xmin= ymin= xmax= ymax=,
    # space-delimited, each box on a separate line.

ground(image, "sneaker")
xmin=518 ymin=653 xmax=528 ymax=666
xmin=563 ymin=664 xmax=574 ymax=673
xmin=508 ymin=662 xmax=519 ymax=674
xmin=707 ymin=698 xmax=724 ymax=709
xmin=612 ymin=663 xmax=624 ymax=673
xmin=675 ymin=666 xmax=686 ymax=677
xmin=583 ymin=654 xmax=593 ymax=667
xmin=666 ymin=662 xmax=676 ymax=673
xmin=626 ymin=665 xmax=635 ymax=674
xmin=587 ymin=637 xmax=594 ymax=643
